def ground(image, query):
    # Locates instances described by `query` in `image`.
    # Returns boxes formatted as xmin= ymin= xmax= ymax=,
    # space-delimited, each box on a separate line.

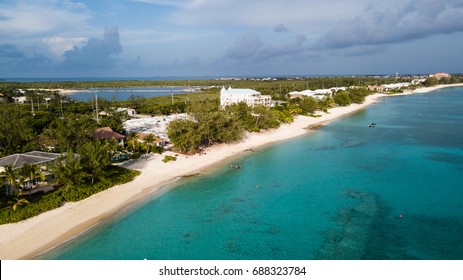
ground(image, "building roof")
xmin=220 ymin=87 xmax=260 ymax=95
xmin=430 ymin=72 xmax=451 ymax=78
xmin=91 ymin=127 xmax=125 ymax=140
xmin=0 ymin=151 xmax=62 ymax=170
xmin=135 ymin=132 xmax=164 ymax=142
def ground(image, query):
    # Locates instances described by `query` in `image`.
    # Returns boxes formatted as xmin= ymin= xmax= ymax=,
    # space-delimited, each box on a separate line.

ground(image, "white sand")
xmin=0 ymin=84 xmax=461 ymax=259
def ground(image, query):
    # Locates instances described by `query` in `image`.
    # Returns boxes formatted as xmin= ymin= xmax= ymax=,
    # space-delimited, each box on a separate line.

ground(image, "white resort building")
xmin=220 ymin=87 xmax=272 ymax=107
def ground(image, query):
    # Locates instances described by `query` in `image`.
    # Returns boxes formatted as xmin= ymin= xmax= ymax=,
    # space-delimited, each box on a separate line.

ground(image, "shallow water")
xmin=43 ymin=87 xmax=463 ymax=260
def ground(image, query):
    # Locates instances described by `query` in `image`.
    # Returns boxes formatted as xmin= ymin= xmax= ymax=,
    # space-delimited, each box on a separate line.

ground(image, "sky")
xmin=1 ymin=0 xmax=462 ymax=78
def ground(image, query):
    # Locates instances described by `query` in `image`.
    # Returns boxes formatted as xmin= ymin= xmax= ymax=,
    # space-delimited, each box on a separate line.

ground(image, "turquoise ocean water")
xmin=42 ymin=87 xmax=463 ymax=260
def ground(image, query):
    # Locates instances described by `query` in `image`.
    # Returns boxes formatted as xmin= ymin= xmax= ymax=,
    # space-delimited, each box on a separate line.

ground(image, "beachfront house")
xmin=367 ymin=85 xmax=387 ymax=92
xmin=136 ymin=133 xmax=167 ymax=147
xmin=382 ymin=83 xmax=411 ymax=91
xmin=91 ymin=127 xmax=126 ymax=145
xmin=0 ymin=151 xmax=62 ymax=194
xmin=288 ymin=89 xmax=331 ymax=99
xmin=429 ymin=72 xmax=451 ymax=79
xmin=220 ymin=87 xmax=272 ymax=107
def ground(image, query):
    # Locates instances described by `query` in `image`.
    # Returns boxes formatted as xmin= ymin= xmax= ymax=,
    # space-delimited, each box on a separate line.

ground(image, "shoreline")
xmin=0 ymin=84 xmax=461 ymax=259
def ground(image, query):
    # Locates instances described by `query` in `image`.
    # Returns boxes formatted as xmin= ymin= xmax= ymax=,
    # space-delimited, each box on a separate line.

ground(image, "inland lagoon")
xmin=67 ymin=86 xmax=194 ymax=102
xmin=42 ymin=87 xmax=463 ymax=260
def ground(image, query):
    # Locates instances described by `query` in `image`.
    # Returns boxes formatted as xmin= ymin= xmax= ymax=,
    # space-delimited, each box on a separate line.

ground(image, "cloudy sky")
xmin=1 ymin=0 xmax=462 ymax=78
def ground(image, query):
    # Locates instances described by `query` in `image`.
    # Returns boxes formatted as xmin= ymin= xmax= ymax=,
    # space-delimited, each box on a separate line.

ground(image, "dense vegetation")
xmin=164 ymin=86 xmax=376 ymax=153
xmin=0 ymin=166 xmax=139 ymax=224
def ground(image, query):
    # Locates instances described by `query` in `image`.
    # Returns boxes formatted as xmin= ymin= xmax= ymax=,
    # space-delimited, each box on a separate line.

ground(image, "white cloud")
xmin=315 ymin=0 xmax=463 ymax=49
xmin=62 ymin=26 xmax=123 ymax=69
xmin=42 ymin=37 xmax=87 ymax=61
xmin=0 ymin=1 xmax=92 ymax=39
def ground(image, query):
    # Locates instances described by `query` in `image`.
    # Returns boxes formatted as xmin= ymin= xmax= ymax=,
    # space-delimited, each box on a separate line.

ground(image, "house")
xmin=136 ymin=133 xmax=167 ymax=147
xmin=220 ymin=87 xmax=272 ymax=107
xmin=12 ymin=96 xmax=27 ymax=103
xmin=367 ymin=85 xmax=387 ymax=92
xmin=116 ymin=107 xmax=137 ymax=116
xmin=429 ymin=72 xmax=451 ymax=79
xmin=0 ymin=151 xmax=62 ymax=172
xmin=288 ymin=89 xmax=330 ymax=99
xmin=0 ymin=151 xmax=62 ymax=194
xmin=91 ymin=127 xmax=125 ymax=145
xmin=382 ymin=83 xmax=411 ymax=90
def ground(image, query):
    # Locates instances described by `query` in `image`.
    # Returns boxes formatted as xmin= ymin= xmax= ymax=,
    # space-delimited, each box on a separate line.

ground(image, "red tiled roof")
xmin=91 ymin=127 xmax=125 ymax=140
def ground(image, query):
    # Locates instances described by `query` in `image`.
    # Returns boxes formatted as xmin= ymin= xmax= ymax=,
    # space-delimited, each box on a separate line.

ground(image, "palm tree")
xmin=288 ymin=105 xmax=302 ymax=115
xmin=125 ymin=132 xmax=138 ymax=152
xmin=78 ymin=141 xmax=110 ymax=185
xmin=3 ymin=165 xmax=17 ymax=196
xmin=144 ymin=134 xmax=156 ymax=155
xmin=21 ymin=163 xmax=46 ymax=198
xmin=52 ymin=150 xmax=84 ymax=191
xmin=9 ymin=192 xmax=30 ymax=211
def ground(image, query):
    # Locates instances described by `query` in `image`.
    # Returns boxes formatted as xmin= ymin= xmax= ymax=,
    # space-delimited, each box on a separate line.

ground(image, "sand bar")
xmin=0 ymin=84 xmax=461 ymax=259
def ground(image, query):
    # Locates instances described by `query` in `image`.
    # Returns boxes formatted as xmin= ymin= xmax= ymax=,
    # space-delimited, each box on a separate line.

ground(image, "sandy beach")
xmin=1 ymin=84 xmax=461 ymax=259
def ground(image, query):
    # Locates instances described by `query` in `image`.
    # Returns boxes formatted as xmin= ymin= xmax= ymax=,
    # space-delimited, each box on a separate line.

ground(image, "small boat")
xmin=369 ymin=122 xmax=376 ymax=128
xmin=231 ymin=164 xmax=242 ymax=169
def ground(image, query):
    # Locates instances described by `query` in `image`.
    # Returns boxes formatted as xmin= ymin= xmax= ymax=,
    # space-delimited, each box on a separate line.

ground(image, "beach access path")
xmin=0 ymin=84 xmax=461 ymax=259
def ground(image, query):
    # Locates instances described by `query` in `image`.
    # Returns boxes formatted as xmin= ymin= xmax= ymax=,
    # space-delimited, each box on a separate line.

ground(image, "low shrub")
xmin=162 ymin=155 xmax=177 ymax=163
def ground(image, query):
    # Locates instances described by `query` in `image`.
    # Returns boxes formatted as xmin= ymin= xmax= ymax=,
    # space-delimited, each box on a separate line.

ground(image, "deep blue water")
xmin=42 ymin=87 xmax=463 ymax=260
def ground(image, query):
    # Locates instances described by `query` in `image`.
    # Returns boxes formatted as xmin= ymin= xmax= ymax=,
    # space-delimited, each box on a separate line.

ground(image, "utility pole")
xmin=31 ymin=91 xmax=35 ymax=116
xmin=59 ymin=94 xmax=64 ymax=119
xmin=36 ymin=90 xmax=40 ymax=110
xmin=171 ymin=90 xmax=174 ymax=106
xmin=95 ymin=93 xmax=99 ymax=124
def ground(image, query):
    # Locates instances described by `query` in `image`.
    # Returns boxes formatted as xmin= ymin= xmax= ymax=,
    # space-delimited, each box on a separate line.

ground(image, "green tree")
xmin=299 ymin=97 xmax=318 ymax=115
xmin=273 ymin=106 xmax=294 ymax=123
xmin=227 ymin=102 xmax=255 ymax=131
xmin=44 ymin=114 xmax=97 ymax=152
xmin=52 ymin=150 xmax=84 ymax=191
xmin=99 ymin=109 xmax=125 ymax=132
xmin=167 ymin=119 xmax=201 ymax=153
xmin=21 ymin=163 xmax=46 ymax=198
xmin=21 ymin=164 xmax=44 ymax=187
xmin=2 ymin=165 xmax=18 ymax=195
xmin=8 ymin=192 xmax=30 ymax=211
xmin=347 ymin=88 xmax=369 ymax=104
xmin=252 ymin=105 xmax=280 ymax=131
xmin=424 ymin=77 xmax=438 ymax=86
xmin=0 ymin=105 xmax=34 ymax=155
xmin=78 ymin=141 xmax=111 ymax=185
xmin=333 ymin=91 xmax=351 ymax=106
xmin=288 ymin=105 xmax=302 ymax=115
xmin=144 ymin=134 xmax=156 ymax=155
xmin=125 ymin=132 xmax=139 ymax=152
